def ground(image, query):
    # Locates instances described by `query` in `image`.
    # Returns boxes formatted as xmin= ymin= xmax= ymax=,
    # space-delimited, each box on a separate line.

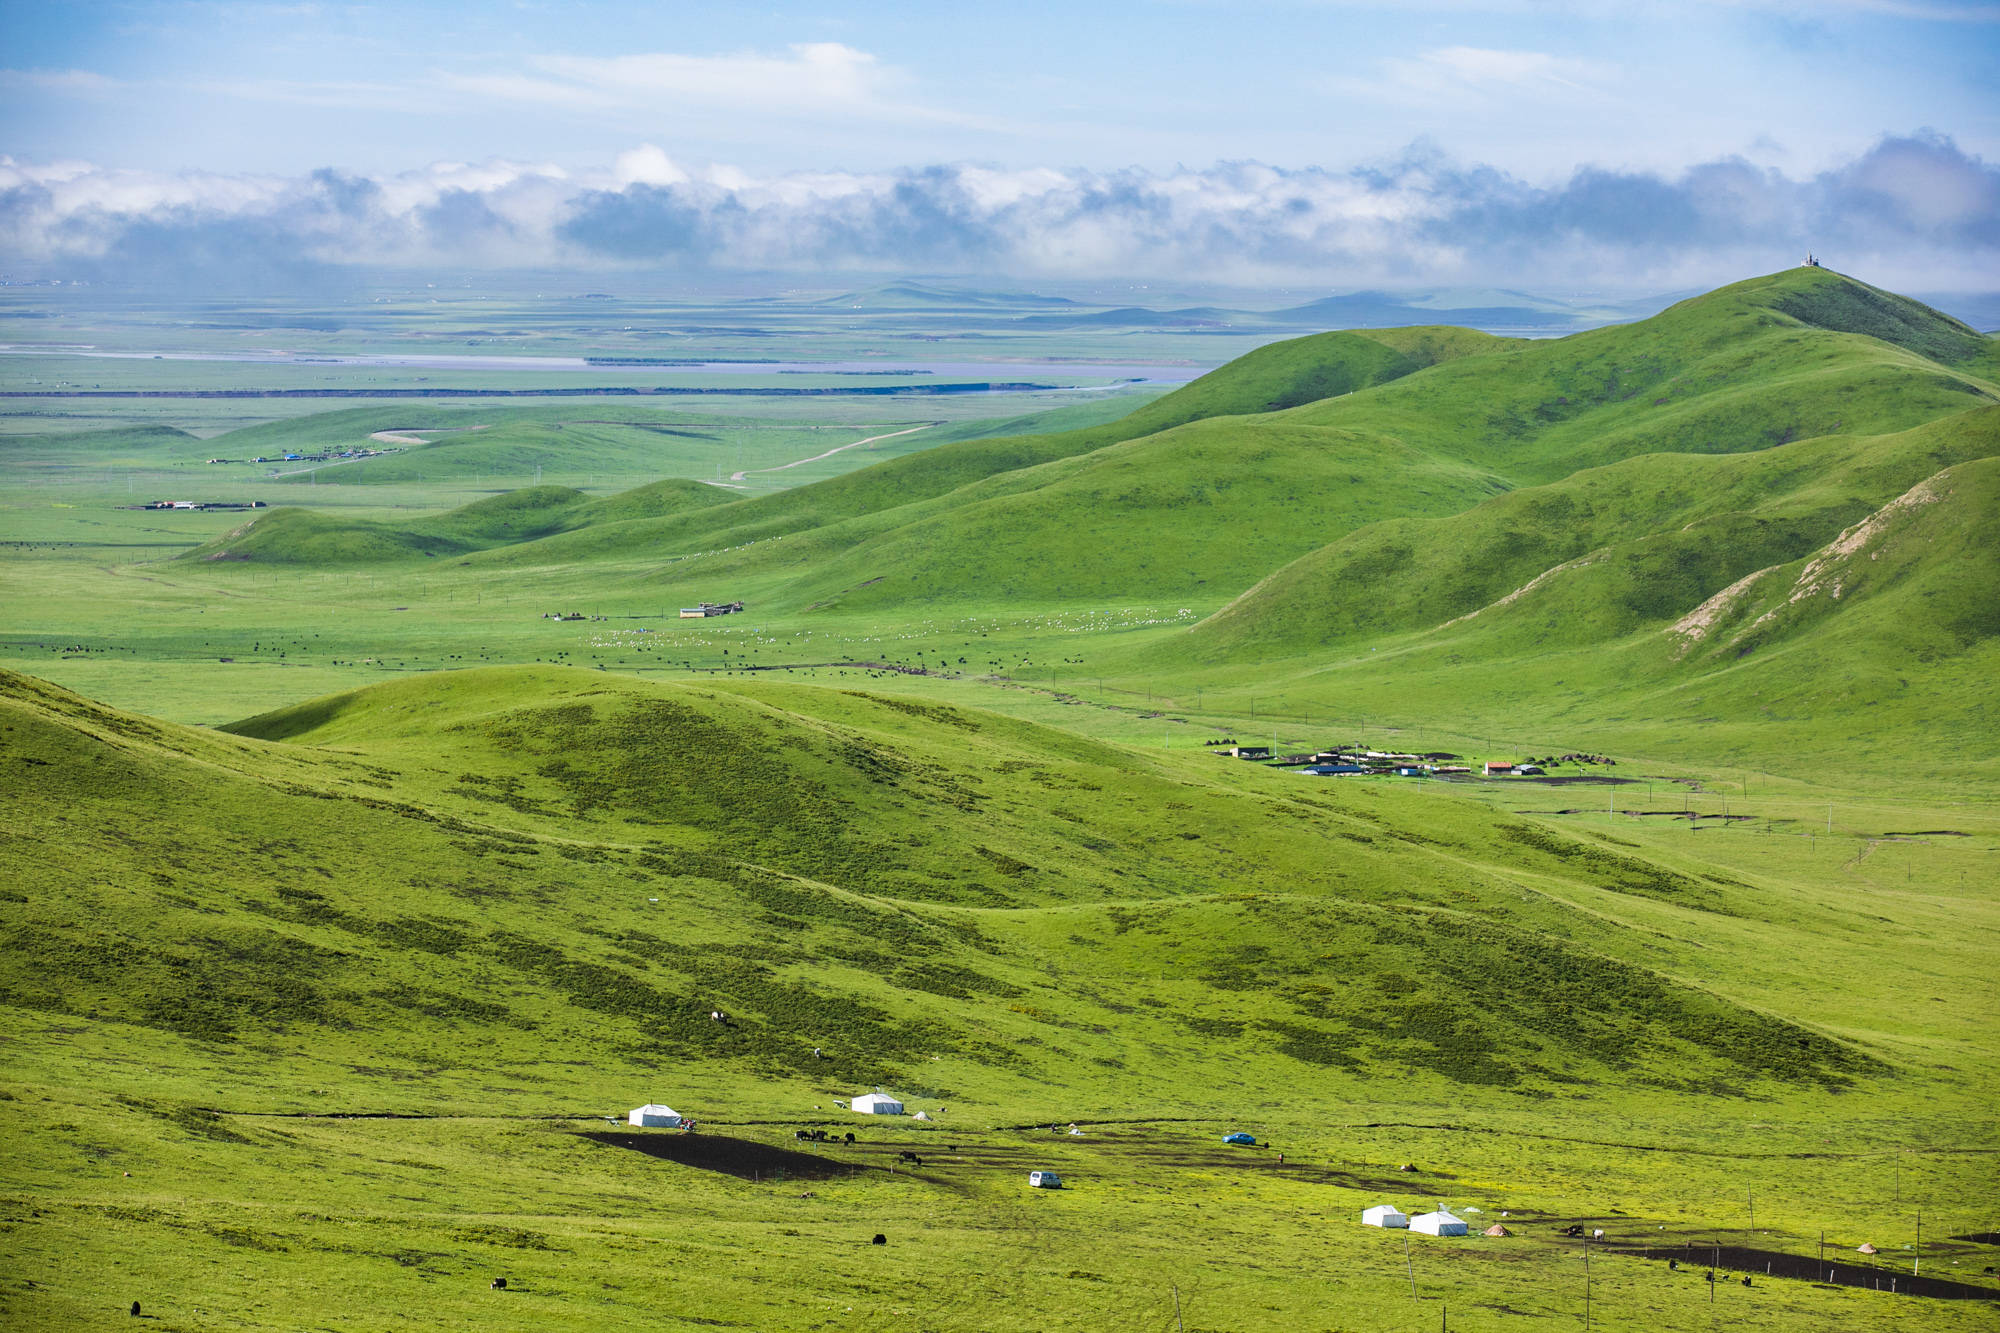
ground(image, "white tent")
xmin=850 ymin=1092 xmax=904 ymax=1115
xmin=1361 ymin=1204 xmax=1409 ymax=1229
xmin=1410 ymin=1209 xmax=1468 ymax=1237
xmin=627 ymin=1103 xmax=681 ymax=1128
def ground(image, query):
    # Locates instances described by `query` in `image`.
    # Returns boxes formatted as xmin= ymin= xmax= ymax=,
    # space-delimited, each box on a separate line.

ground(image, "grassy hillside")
xmin=0 ymin=664 xmax=1918 ymax=1101
xmin=5 ymin=666 xmax=1997 ymax=1330
xmin=1193 ymin=405 xmax=2000 ymax=656
xmin=413 ymin=270 xmax=1997 ymax=613
xmin=185 ymin=479 xmax=732 ymax=564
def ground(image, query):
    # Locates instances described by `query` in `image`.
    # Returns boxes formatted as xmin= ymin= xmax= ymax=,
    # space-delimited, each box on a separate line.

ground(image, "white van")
xmin=1028 ymin=1171 xmax=1063 ymax=1189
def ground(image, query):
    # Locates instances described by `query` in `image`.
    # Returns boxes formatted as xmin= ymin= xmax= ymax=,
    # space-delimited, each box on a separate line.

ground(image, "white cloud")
xmin=0 ymin=68 xmax=122 ymax=93
xmin=532 ymin=42 xmax=892 ymax=111
xmin=1 ymin=136 xmax=1992 ymax=291
xmin=614 ymin=145 xmax=688 ymax=188
xmin=1343 ymin=46 xmax=1614 ymax=104
xmin=430 ymin=42 xmax=909 ymax=121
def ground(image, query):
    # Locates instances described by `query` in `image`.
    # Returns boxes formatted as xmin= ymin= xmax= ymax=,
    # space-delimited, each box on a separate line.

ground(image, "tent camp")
xmin=1484 ymin=1224 xmax=1511 ymax=1237
xmin=1361 ymin=1205 xmax=1409 ymax=1229
xmin=1410 ymin=1210 xmax=1468 ymax=1236
xmin=850 ymin=1092 xmax=905 ymax=1115
xmin=627 ymin=1104 xmax=681 ymax=1128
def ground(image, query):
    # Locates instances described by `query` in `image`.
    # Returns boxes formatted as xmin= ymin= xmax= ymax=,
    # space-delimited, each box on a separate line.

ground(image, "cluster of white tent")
xmin=626 ymin=1091 xmax=915 ymax=1129
xmin=1362 ymin=1204 xmax=1468 ymax=1236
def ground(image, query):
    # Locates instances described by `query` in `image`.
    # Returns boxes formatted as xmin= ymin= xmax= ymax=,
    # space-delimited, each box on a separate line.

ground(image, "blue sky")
xmin=2 ymin=1 xmax=1996 ymax=289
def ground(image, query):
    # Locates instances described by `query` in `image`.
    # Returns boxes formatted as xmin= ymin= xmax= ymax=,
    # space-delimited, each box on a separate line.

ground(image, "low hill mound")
xmin=185 ymin=477 xmax=732 ymax=564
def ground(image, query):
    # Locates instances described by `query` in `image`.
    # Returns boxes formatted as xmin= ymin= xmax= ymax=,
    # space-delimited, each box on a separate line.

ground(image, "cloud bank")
xmin=2 ymin=135 xmax=1994 ymax=292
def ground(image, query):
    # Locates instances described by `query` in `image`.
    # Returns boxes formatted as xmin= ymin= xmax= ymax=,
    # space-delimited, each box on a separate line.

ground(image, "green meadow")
xmin=3 ymin=267 xmax=1997 ymax=1330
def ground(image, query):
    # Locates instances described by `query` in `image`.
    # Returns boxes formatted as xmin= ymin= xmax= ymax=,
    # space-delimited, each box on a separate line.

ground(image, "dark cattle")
xmin=490 ymin=1278 xmax=508 ymax=1290
xmin=872 ymin=1234 xmax=887 ymax=1245
xmin=844 ymin=1133 xmax=855 ymax=1145
xmin=1741 ymin=1276 xmax=1752 ymax=1287
xmin=1669 ymin=1259 xmax=1679 ymax=1271
xmin=130 ymin=1303 xmax=141 ymax=1317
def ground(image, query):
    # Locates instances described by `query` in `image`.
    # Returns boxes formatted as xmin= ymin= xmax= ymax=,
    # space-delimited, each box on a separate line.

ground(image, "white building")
xmin=850 ymin=1092 xmax=905 ymax=1115
xmin=1361 ymin=1204 xmax=1409 ymax=1228
xmin=628 ymin=1103 xmax=681 ymax=1128
xmin=1410 ymin=1209 xmax=1468 ymax=1236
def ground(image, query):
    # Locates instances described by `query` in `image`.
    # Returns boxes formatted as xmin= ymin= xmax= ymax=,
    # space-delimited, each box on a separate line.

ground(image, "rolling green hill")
xmin=1192 ymin=405 xmax=2000 ymax=657
xmin=13 ymin=663 xmax=1996 ymax=1330
xmin=156 ymin=269 xmax=2000 ymax=777
xmin=0 ymin=664 xmax=1921 ymax=1106
xmin=185 ymin=479 xmax=733 ymax=564
xmin=10 ymin=267 xmax=2000 ymax=1331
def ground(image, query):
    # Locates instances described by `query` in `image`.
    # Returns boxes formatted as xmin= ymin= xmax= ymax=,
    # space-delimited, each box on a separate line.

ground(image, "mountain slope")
xmin=1190 ymin=405 xmax=2000 ymax=656
xmin=1 ymin=665 xmax=1902 ymax=1110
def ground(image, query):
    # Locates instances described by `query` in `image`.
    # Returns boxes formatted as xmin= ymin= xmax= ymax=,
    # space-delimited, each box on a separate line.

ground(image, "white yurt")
xmin=1361 ymin=1204 xmax=1410 ymax=1228
xmin=1410 ymin=1209 xmax=1468 ymax=1237
xmin=628 ymin=1103 xmax=681 ymax=1128
xmin=850 ymin=1092 xmax=905 ymax=1115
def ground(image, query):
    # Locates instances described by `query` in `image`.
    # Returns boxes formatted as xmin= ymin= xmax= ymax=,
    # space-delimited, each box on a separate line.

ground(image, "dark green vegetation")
xmin=4 ymin=268 xmax=1998 ymax=1330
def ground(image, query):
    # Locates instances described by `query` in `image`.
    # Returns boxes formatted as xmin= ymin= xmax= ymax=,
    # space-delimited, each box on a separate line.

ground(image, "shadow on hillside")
xmin=579 ymin=1130 xmax=855 ymax=1181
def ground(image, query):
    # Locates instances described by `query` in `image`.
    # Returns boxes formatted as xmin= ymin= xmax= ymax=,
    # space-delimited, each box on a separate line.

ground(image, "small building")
xmin=1301 ymin=763 xmax=1366 ymax=776
xmin=850 ymin=1092 xmax=904 ymax=1115
xmin=1483 ymin=762 xmax=1515 ymax=777
xmin=1028 ymin=1170 xmax=1063 ymax=1189
xmin=1410 ymin=1209 xmax=1468 ymax=1237
xmin=628 ymin=1103 xmax=681 ymax=1128
xmin=1361 ymin=1204 xmax=1409 ymax=1228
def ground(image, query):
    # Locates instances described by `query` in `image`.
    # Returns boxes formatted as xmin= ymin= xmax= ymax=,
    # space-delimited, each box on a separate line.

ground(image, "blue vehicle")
xmin=1223 ymin=1132 xmax=1257 ymax=1146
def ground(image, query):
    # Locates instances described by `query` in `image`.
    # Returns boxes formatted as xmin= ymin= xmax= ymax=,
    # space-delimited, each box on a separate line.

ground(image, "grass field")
xmin=3 ymin=267 xmax=1996 ymax=1330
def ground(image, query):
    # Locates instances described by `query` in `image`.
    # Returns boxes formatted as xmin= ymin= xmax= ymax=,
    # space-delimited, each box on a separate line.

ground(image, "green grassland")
xmin=4 ymin=666 xmax=1996 ymax=1330
xmin=4 ymin=267 xmax=1999 ymax=1330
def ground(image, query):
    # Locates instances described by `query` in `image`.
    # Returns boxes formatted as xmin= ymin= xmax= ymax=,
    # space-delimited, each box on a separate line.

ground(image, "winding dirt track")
xmin=727 ymin=423 xmax=933 ymax=482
